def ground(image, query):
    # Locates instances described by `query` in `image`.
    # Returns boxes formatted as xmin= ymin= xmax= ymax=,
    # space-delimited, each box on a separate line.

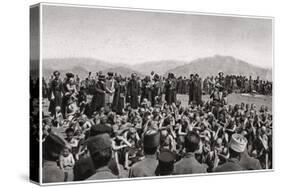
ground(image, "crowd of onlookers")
xmin=29 ymin=70 xmax=273 ymax=183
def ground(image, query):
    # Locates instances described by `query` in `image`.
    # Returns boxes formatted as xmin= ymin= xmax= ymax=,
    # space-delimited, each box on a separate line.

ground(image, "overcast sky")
xmin=41 ymin=4 xmax=273 ymax=68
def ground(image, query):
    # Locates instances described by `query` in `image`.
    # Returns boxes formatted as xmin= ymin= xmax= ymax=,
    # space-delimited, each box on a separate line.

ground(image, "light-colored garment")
xmin=105 ymin=79 xmax=115 ymax=104
xmin=173 ymin=153 xmax=207 ymax=175
xmin=60 ymin=154 xmax=75 ymax=168
xmin=43 ymin=160 xmax=65 ymax=183
xmin=87 ymin=166 xmax=118 ymax=180
xmin=214 ymin=158 xmax=244 ymax=172
xmin=129 ymin=155 xmax=158 ymax=177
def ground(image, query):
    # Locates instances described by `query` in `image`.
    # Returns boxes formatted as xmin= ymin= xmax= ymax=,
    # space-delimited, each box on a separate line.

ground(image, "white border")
xmin=36 ymin=2 xmax=274 ymax=186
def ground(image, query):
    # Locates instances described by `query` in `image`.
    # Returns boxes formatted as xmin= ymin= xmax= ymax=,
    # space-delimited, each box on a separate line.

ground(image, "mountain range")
xmin=40 ymin=55 xmax=272 ymax=80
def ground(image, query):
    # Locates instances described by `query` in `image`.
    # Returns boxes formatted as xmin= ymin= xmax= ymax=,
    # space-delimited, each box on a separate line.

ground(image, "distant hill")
xmin=132 ymin=60 xmax=187 ymax=75
xmin=103 ymin=66 xmax=143 ymax=78
xmin=42 ymin=58 xmax=139 ymax=78
xmin=40 ymin=56 xmax=272 ymax=81
xmin=166 ymin=55 xmax=272 ymax=81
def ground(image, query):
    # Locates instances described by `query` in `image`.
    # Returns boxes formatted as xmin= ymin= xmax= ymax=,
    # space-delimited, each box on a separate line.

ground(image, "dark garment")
xmin=214 ymin=158 xmax=244 ymax=172
xmin=129 ymin=155 xmax=158 ymax=177
xmin=127 ymin=79 xmax=141 ymax=109
xmin=189 ymin=80 xmax=194 ymax=103
xmin=151 ymin=81 xmax=161 ymax=106
xmin=112 ymin=83 xmax=126 ymax=114
xmin=48 ymin=79 xmax=63 ymax=115
xmin=43 ymin=160 xmax=65 ymax=183
xmin=91 ymin=81 xmax=106 ymax=112
xmin=141 ymin=81 xmax=152 ymax=103
xmin=74 ymin=156 xmax=119 ymax=181
xmin=165 ymin=79 xmax=177 ymax=105
xmin=173 ymin=153 xmax=207 ymax=175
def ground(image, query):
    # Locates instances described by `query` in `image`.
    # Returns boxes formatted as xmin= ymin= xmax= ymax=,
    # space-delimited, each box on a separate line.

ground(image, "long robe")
xmin=48 ymin=78 xmax=63 ymax=115
xmin=112 ymin=82 xmax=126 ymax=114
xmin=91 ymin=81 xmax=106 ymax=112
xmin=127 ymin=79 xmax=141 ymax=109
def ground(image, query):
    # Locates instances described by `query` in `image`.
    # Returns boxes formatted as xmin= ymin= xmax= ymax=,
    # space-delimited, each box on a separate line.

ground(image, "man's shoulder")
xmin=87 ymin=171 xmax=117 ymax=180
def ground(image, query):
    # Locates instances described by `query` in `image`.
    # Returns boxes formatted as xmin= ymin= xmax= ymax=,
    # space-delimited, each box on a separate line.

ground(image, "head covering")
xmin=107 ymin=72 xmax=114 ymax=76
xmin=66 ymin=72 xmax=74 ymax=78
xmin=229 ymin=133 xmax=248 ymax=153
xmin=143 ymin=129 xmax=160 ymax=148
xmin=87 ymin=133 xmax=112 ymax=154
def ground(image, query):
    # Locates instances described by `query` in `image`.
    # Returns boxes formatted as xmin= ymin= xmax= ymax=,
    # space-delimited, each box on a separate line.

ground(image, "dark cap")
xmin=87 ymin=133 xmax=112 ymax=154
xmin=107 ymin=72 xmax=114 ymax=76
xmin=143 ymin=129 xmax=160 ymax=148
xmin=66 ymin=72 xmax=74 ymax=78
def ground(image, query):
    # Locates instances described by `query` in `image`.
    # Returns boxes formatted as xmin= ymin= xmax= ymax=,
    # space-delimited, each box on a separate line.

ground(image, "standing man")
xmin=127 ymin=73 xmax=141 ymax=109
xmin=214 ymin=133 xmax=247 ymax=172
xmin=105 ymin=72 xmax=116 ymax=108
xmin=91 ymin=74 xmax=106 ymax=113
xmin=129 ymin=129 xmax=160 ymax=177
xmin=189 ymin=74 xmax=194 ymax=104
xmin=173 ymin=131 xmax=207 ymax=175
xmin=49 ymin=71 xmax=63 ymax=116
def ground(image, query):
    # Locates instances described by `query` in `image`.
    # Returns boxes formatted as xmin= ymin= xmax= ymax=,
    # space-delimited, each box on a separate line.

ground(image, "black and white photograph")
xmin=31 ymin=3 xmax=273 ymax=185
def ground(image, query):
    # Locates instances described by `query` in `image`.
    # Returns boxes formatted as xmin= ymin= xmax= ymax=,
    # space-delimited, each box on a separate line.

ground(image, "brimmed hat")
xmin=87 ymin=133 xmax=112 ymax=154
xmin=229 ymin=133 xmax=247 ymax=153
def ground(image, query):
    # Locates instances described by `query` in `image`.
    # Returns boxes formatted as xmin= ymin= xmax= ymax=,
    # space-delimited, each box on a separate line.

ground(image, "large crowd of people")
xmin=37 ymin=70 xmax=272 ymax=183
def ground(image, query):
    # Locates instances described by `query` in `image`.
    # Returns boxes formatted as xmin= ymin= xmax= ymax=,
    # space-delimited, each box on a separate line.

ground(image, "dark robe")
xmin=165 ymin=78 xmax=177 ymax=105
xmin=151 ymin=81 xmax=161 ymax=107
xmin=91 ymin=81 xmax=106 ymax=112
xmin=141 ymin=80 xmax=152 ymax=103
xmin=189 ymin=79 xmax=194 ymax=104
xmin=127 ymin=79 xmax=141 ymax=109
xmin=112 ymin=82 xmax=126 ymax=114
xmin=48 ymin=78 xmax=63 ymax=115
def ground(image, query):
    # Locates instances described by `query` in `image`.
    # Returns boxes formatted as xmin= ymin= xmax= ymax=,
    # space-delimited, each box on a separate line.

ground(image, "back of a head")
xmin=87 ymin=133 xmax=112 ymax=168
xmin=184 ymin=131 xmax=200 ymax=153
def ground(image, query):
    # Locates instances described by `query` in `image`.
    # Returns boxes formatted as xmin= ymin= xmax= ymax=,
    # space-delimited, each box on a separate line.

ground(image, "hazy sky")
xmin=42 ymin=4 xmax=273 ymax=68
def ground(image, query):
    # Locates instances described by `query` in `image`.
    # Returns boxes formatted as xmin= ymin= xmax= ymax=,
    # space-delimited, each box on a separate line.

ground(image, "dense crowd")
xmin=37 ymin=70 xmax=272 ymax=183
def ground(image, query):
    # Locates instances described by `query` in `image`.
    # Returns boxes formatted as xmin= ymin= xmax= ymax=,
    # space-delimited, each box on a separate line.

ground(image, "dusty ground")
xmin=42 ymin=93 xmax=272 ymax=116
